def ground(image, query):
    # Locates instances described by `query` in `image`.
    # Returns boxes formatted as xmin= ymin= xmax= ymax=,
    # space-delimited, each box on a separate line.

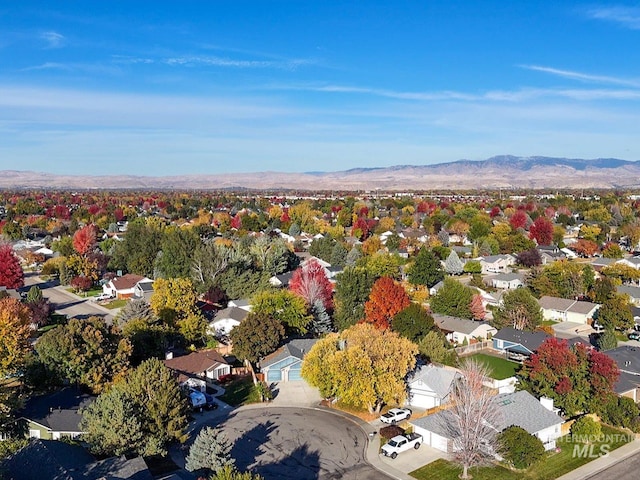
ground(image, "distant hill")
xmin=1 ymin=156 xmax=640 ymax=190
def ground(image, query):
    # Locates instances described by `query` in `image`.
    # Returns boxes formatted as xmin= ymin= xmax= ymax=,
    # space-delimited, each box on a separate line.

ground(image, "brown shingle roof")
xmin=111 ymin=274 xmax=145 ymax=290
xmin=164 ymin=349 xmax=229 ymax=376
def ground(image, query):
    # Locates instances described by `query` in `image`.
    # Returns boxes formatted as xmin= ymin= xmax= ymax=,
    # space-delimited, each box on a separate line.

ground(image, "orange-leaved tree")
xmin=363 ymin=276 xmax=410 ymax=329
xmin=73 ymin=223 xmax=98 ymax=256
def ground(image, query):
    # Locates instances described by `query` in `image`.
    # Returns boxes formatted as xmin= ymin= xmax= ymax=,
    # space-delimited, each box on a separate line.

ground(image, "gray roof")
xmin=606 ymin=345 xmax=640 ymax=375
xmin=408 ymin=365 xmax=460 ymax=399
xmin=260 ymin=338 xmax=318 ymax=368
xmin=621 ymin=257 xmax=640 ymax=266
xmin=591 ymin=257 xmax=617 ymax=267
xmin=487 ymin=273 xmax=524 ymax=282
xmin=433 ymin=314 xmax=492 ymax=335
xmin=229 ymin=298 xmax=251 ymax=308
xmin=493 ymin=327 xmax=551 ymax=353
xmin=615 ymin=371 xmax=640 ymax=395
xmin=618 ymin=285 xmax=640 ymax=300
xmin=213 ymin=306 xmax=249 ymax=323
xmin=481 ymin=254 xmax=514 ymax=263
xmin=538 ymin=296 xmax=599 ymax=315
xmin=19 ymin=388 xmax=95 ymax=433
xmin=412 ymin=390 xmax=562 ymax=437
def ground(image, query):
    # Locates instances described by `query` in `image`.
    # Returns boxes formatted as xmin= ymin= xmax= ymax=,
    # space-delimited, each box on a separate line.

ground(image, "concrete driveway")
xmin=378 ymin=441 xmax=445 ymax=475
xmin=269 ymin=381 xmax=322 ymax=407
xmin=215 ymin=407 xmax=393 ymax=480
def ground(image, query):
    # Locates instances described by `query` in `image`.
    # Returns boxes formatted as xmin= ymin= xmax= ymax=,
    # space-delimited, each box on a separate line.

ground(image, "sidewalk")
xmin=557 ymin=438 xmax=640 ymax=480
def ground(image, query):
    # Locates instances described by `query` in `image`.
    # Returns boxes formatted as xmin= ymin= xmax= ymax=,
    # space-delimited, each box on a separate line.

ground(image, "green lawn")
xmin=410 ymin=425 xmax=632 ymax=480
xmin=219 ymin=377 xmax=262 ymax=406
xmin=468 ymin=353 xmax=520 ymax=380
xmin=542 ymin=320 xmax=559 ymax=326
xmin=66 ymin=287 xmax=103 ymax=297
xmin=104 ymin=299 xmax=127 ymax=309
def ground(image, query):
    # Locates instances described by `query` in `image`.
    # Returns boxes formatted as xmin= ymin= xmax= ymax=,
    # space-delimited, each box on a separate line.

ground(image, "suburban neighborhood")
xmin=1 ymin=188 xmax=640 ymax=480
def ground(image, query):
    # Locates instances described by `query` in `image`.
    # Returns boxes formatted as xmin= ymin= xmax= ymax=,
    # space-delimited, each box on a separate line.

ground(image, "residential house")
xmin=618 ymin=285 xmax=640 ymax=306
xmin=208 ymin=306 xmax=249 ymax=337
xmin=604 ymin=346 xmax=640 ymax=402
xmin=590 ymin=257 xmax=617 ymax=272
xmin=102 ymin=274 xmax=152 ymax=299
xmin=429 ymin=280 xmax=444 ymax=296
xmin=164 ymin=349 xmax=231 ymax=391
xmin=228 ymin=298 xmax=252 ymax=311
xmin=269 ymin=270 xmax=295 ymax=288
xmin=538 ymin=296 xmax=600 ymax=324
xmin=1 ymin=440 xmax=153 ymax=480
xmin=479 ymin=254 xmax=516 ymax=274
xmin=433 ymin=314 xmax=497 ymax=344
xmin=411 ymin=390 xmax=564 ymax=452
xmin=537 ymin=245 xmax=566 ymax=265
xmin=617 ymin=257 xmax=640 ymax=270
xmin=492 ymin=327 xmax=551 ymax=361
xmin=405 ymin=364 xmax=460 ymax=409
xmin=131 ymin=279 xmax=154 ymax=303
xmin=261 ymin=338 xmax=318 ymax=382
xmin=13 ymin=387 xmax=95 ymax=440
xmin=485 ymin=273 xmax=524 ymax=290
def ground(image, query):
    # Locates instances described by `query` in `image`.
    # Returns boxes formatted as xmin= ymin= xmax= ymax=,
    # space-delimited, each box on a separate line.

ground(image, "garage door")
xmin=409 ymin=393 xmax=436 ymax=409
xmin=267 ymin=369 xmax=283 ymax=382
xmin=288 ymin=366 xmax=302 ymax=381
xmin=431 ymin=432 xmax=449 ymax=452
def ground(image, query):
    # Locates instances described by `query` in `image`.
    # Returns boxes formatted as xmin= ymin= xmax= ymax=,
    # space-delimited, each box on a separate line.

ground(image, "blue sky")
xmin=1 ymin=1 xmax=640 ymax=175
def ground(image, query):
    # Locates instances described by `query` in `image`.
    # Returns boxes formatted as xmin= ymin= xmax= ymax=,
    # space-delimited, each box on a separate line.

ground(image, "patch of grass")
xmin=410 ymin=424 xmax=633 ymax=480
xmin=104 ymin=299 xmax=127 ymax=309
xmin=542 ymin=320 xmax=559 ymax=326
xmin=468 ymin=353 xmax=520 ymax=380
xmin=219 ymin=377 xmax=262 ymax=406
xmin=66 ymin=287 xmax=103 ymax=297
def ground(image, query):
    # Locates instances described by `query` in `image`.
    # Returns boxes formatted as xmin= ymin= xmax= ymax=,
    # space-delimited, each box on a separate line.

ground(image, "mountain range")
xmin=2 ymin=156 xmax=640 ymax=190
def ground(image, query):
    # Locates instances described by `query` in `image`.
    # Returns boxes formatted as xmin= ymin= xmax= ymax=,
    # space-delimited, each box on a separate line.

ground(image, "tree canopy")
xmin=363 ymin=276 xmax=410 ymax=329
xmin=407 ymin=248 xmax=444 ymax=288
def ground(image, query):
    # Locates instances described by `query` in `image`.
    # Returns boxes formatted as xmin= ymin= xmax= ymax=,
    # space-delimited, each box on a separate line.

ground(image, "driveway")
xmin=213 ymin=407 xmax=393 ymax=480
xmin=269 ymin=381 xmax=322 ymax=407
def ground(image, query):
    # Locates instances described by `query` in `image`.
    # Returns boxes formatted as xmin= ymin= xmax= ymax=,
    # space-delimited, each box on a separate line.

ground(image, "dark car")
xmin=628 ymin=332 xmax=640 ymax=341
xmin=203 ymin=392 xmax=218 ymax=410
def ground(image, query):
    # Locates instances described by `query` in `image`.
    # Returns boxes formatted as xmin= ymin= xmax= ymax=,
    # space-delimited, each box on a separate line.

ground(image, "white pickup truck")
xmin=381 ymin=433 xmax=423 ymax=459
xmin=380 ymin=408 xmax=412 ymax=424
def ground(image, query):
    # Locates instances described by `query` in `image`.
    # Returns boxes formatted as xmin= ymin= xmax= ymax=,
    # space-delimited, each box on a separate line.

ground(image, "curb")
xmin=558 ymin=438 xmax=640 ymax=480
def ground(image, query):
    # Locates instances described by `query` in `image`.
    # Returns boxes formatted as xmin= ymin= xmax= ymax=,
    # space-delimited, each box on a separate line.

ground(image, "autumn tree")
xmin=529 ymin=216 xmax=553 ymax=245
xmin=391 ymin=303 xmax=436 ymax=342
xmin=407 ymin=248 xmax=444 ymax=288
xmin=493 ymin=288 xmax=542 ymax=331
xmin=469 ymin=294 xmax=486 ymax=320
xmin=251 ymin=290 xmax=311 ymax=334
xmin=229 ymin=313 xmax=285 ymax=364
xmin=429 ymin=278 xmax=475 ymax=319
xmin=81 ymin=358 xmax=188 ymax=457
xmin=418 ymin=330 xmax=454 ymax=365
xmin=289 ymin=259 xmax=333 ymax=310
xmin=150 ymin=277 xmax=198 ymax=323
xmin=35 ymin=317 xmax=132 ymax=393
xmin=0 ymin=244 xmax=24 ymax=289
xmin=363 ymin=276 xmax=410 ymax=329
xmin=597 ymin=293 xmax=634 ymax=330
xmin=570 ymin=239 xmax=599 ymax=257
xmin=442 ymin=359 xmax=503 ymax=479
xmin=516 ymin=247 xmax=542 ymax=267
xmin=301 ymin=323 xmax=417 ymax=413
xmin=0 ymin=298 xmax=32 ymax=376
xmin=211 ymin=466 xmax=265 ymax=480
xmin=72 ymin=223 xmax=98 ymax=255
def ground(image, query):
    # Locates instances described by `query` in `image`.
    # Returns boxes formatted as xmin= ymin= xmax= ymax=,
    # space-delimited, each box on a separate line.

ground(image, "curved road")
xmin=217 ymin=407 xmax=392 ymax=480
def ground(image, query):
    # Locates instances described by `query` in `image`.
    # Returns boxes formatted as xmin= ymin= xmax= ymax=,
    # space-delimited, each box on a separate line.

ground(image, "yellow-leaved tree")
xmin=0 ymin=297 xmax=32 ymax=376
xmin=302 ymin=323 xmax=417 ymax=413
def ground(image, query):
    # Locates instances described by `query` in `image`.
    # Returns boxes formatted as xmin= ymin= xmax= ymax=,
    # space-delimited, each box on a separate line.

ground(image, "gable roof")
xmin=493 ymin=327 xmax=551 ymax=353
xmin=213 ymin=306 xmax=249 ymax=323
xmin=19 ymin=387 xmax=94 ymax=433
xmin=111 ymin=274 xmax=145 ymax=290
xmin=433 ymin=314 xmax=494 ymax=335
xmin=260 ymin=338 xmax=318 ymax=368
xmin=606 ymin=345 xmax=640 ymax=375
xmin=480 ymin=254 xmax=514 ymax=264
xmin=488 ymin=273 xmax=524 ymax=282
xmin=538 ymin=296 xmax=599 ymax=315
xmin=408 ymin=364 xmax=460 ymax=398
xmin=164 ymin=349 xmax=229 ymax=376
xmin=618 ymin=285 xmax=640 ymax=300
xmin=411 ymin=390 xmax=562 ymax=438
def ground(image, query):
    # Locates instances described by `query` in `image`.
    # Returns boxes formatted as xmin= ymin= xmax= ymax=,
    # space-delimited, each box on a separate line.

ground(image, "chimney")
xmin=540 ymin=396 xmax=554 ymax=412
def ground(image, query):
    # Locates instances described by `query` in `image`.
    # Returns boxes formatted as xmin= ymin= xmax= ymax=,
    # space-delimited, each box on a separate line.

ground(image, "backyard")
xmin=467 ymin=353 xmax=520 ymax=380
xmin=410 ymin=424 xmax=632 ymax=480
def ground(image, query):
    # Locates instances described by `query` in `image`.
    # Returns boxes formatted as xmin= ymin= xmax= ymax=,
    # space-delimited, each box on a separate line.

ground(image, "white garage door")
xmin=408 ymin=392 xmax=437 ymax=409
xmin=431 ymin=432 xmax=449 ymax=452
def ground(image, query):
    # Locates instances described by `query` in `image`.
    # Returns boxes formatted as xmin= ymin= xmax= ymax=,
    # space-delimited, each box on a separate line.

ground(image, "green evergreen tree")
xmin=25 ymin=286 xmax=43 ymax=304
xmin=311 ymin=299 xmax=333 ymax=335
xmin=333 ymin=266 xmax=375 ymax=331
xmin=597 ymin=328 xmax=618 ymax=351
xmin=429 ymin=278 xmax=474 ymax=319
xmin=392 ymin=303 xmax=435 ymax=342
xmin=444 ymin=250 xmax=464 ymax=275
xmin=185 ymin=426 xmax=234 ymax=474
xmin=407 ymin=248 xmax=444 ymax=287
xmin=329 ymin=243 xmax=348 ymax=269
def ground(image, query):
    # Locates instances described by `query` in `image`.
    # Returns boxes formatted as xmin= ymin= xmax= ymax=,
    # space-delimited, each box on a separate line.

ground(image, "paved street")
xmin=212 ymin=407 xmax=393 ymax=480
xmin=24 ymin=273 xmax=115 ymax=324
xmin=583 ymin=449 xmax=640 ymax=479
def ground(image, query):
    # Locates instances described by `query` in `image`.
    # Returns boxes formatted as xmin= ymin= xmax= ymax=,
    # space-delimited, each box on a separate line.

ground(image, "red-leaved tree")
xmin=570 ymin=239 xmax=599 ymax=257
xmin=469 ymin=294 xmax=486 ymax=320
xmin=73 ymin=224 xmax=98 ymax=256
xmin=0 ymin=244 xmax=24 ymax=289
xmin=362 ymin=276 xmax=410 ymax=330
xmin=509 ymin=210 xmax=528 ymax=230
xmin=289 ymin=259 xmax=333 ymax=310
xmin=529 ymin=217 xmax=554 ymax=246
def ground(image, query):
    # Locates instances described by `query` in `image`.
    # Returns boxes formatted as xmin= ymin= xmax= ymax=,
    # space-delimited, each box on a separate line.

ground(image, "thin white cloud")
xmin=520 ymin=65 xmax=640 ymax=88
xmin=40 ymin=31 xmax=65 ymax=48
xmin=586 ymin=6 xmax=640 ymax=29
xmin=163 ymin=55 xmax=311 ymax=70
xmin=21 ymin=62 xmax=69 ymax=71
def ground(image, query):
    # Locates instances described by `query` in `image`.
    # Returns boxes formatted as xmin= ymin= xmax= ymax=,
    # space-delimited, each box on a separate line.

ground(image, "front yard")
xmin=467 ymin=353 xmax=520 ymax=380
xmin=410 ymin=424 xmax=632 ymax=480
xmin=218 ymin=376 xmax=263 ymax=406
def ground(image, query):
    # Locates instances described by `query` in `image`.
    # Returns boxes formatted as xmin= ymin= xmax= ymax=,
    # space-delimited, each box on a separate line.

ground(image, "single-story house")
xmin=617 ymin=257 xmax=640 ymax=270
xmin=1 ymin=440 xmax=153 ymax=480
xmin=102 ymin=274 xmax=152 ymax=299
xmin=269 ymin=271 xmax=295 ymax=288
xmin=411 ymin=390 xmax=564 ymax=453
xmin=538 ymin=296 xmax=600 ymax=324
xmin=164 ymin=349 xmax=231 ymax=390
xmin=604 ymin=346 xmax=640 ymax=402
xmin=433 ymin=314 xmax=497 ymax=344
xmin=590 ymin=257 xmax=617 ymax=272
xmin=485 ymin=273 xmax=524 ymax=290
xmin=228 ymin=298 xmax=252 ymax=311
xmin=429 ymin=280 xmax=444 ymax=296
xmin=618 ymin=285 xmax=640 ymax=306
xmin=405 ymin=364 xmax=460 ymax=409
xmin=208 ymin=306 xmax=249 ymax=337
xmin=261 ymin=339 xmax=318 ymax=383
xmin=479 ymin=254 xmax=516 ymax=274
xmin=12 ymin=387 xmax=95 ymax=440
xmin=131 ymin=279 xmax=154 ymax=303
xmin=538 ymin=245 xmax=566 ymax=265
xmin=492 ymin=327 xmax=551 ymax=361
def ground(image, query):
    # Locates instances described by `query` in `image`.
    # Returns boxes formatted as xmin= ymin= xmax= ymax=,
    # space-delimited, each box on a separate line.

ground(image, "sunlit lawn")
xmin=104 ymin=299 xmax=127 ymax=309
xmin=468 ymin=353 xmax=520 ymax=380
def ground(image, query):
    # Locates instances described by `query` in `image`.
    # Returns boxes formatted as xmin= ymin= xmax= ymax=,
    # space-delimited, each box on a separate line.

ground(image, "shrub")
xmin=379 ymin=425 xmax=404 ymax=441
xmin=498 ymin=425 xmax=545 ymax=469
xmin=570 ymin=416 xmax=602 ymax=443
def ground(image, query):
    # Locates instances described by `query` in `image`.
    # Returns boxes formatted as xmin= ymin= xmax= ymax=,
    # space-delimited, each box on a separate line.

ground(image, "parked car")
xmin=380 ymin=408 xmax=412 ymax=424
xmin=629 ymin=332 xmax=640 ymax=341
xmin=94 ymin=293 xmax=114 ymax=302
xmin=203 ymin=392 xmax=218 ymax=410
xmin=381 ymin=433 xmax=422 ymax=459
